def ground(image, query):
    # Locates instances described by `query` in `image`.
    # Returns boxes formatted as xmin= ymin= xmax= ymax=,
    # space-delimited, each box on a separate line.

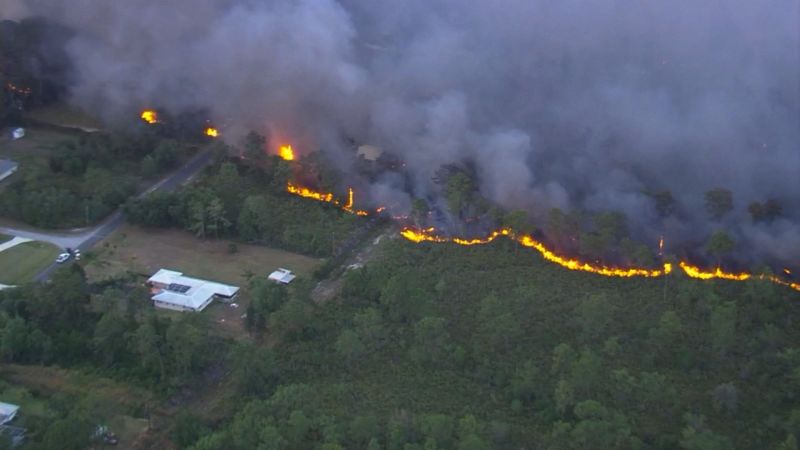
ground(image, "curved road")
xmin=0 ymin=150 xmax=213 ymax=282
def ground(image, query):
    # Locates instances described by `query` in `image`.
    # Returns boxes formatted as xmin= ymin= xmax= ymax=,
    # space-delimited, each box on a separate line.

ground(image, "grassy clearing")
xmin=0 ymin=127 xmax=79 ymax=194
xmin=0 ymin=241 xmax=60 ymax=285
xmin=25 ymin=103 xmax=104 ymax=131
xmin=86 ymin=225 xmax=322 ymax=286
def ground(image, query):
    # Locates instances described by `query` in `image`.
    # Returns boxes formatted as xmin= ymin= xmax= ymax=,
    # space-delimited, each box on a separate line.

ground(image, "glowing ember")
xmin=205 ymin=127 xmax=219 ymax=137
xmin=141 ymin=110 xmax=159 ymax=124
xmin=280 ymin=145 xmax=295 ymax=161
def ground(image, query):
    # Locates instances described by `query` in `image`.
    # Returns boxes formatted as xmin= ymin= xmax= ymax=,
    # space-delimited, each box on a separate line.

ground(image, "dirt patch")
xmin=86 ymin=225 xmax=321 ymax=287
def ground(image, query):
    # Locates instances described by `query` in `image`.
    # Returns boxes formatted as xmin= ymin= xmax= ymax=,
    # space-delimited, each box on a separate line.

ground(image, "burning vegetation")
xmin=140 ymin=109 xmax=159 ymax=124
xmin=279 ymin=145 xmax=295 ymax=161
xmin=277 ymin=150 xmax=798 ymax=292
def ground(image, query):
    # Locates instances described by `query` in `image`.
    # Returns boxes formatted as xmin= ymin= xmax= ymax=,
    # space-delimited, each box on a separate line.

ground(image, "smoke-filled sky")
xmin=5 ymin=0 xmax=800 ymax=266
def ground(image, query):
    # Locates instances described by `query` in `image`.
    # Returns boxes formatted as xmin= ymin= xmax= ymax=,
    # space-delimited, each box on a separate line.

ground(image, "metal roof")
xmin=268 ymin=268 xmax=296 ymax=284
xmin=147 ymin=269 xmax=239 ymax=311
xmin=0 ymin=160 xmax=18 ymax=175
xmin=0 ymin=402 xmax=19 ymax=425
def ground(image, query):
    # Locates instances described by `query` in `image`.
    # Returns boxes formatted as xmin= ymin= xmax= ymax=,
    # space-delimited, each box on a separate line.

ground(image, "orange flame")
xmin=286 ymin=182 xmax=334 ymax=203
xmin=284 ymin=183 xmax=798 ymax=293
xmin=279 ymin=145 xmax=295 ymax=161
xmin=401 ymin=227 xmax=672 ymax=278
xmin=399 ymin=227 xmax=797 ymax=291
xmin=678 ymin=262 xmax=750 ymax=281
xmin=141 ymin=110 xmax=158 ymax=124
xmin=204 ymin=127 xmax=219 ymax=137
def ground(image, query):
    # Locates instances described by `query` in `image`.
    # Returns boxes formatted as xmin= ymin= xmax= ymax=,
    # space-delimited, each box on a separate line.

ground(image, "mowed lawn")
xmin=0 ymin=241 xmax=61 ymax=285
xmin=87 ymin=225 xmax=322 ymax=286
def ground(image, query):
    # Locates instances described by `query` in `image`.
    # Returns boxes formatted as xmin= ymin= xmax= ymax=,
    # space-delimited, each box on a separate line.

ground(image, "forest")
xmin=0 ymin=132 xmax=194 ymax=228
xmin=1 ymin=220 xmax=799 ymax=448
xmin=124 ymin=137 xmax=362 ymax=257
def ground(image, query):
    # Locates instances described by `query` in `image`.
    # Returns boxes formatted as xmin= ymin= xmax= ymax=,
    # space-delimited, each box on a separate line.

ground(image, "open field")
xmin=25 ymin=103 xmax=104 ymax=131
xmin=0 ymin=126 xmax=77 ymax=160
xmin=0 ymin=127 xmax=79 ymax=193
xmin=0 ymin=241 xmax=61 ymax=285
xmin=86 ymin=225 xmax=322 ymax=286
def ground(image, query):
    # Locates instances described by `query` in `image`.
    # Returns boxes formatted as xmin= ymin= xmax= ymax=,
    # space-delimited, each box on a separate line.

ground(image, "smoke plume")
xmin=10 ymin=0 xmax=800 ymax=267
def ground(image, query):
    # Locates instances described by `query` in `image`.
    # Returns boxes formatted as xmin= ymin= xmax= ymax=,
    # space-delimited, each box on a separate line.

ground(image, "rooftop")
xmin=268 ymin=268 xmax=296 ymax=284
xmin=147 ymin=269 xmax=239 ymax=310
xmin=0 ymin=402 xmax=19 ymax=425
xmin=0 ymin=159 xmax=18 ymax=174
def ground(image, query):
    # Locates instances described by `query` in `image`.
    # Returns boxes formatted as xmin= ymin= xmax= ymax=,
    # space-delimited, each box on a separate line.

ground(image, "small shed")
xmin=268 ymin=268 xmax=296 ymax=284
xmin=11 ymin=128 xmax=24 ymax=140
xmin=0 ymin=402 xmax=19 ymax=425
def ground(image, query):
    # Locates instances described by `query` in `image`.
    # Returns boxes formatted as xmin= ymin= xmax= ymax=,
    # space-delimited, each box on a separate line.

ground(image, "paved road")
xmin=0 ymin=150 xmax=213 ymax=282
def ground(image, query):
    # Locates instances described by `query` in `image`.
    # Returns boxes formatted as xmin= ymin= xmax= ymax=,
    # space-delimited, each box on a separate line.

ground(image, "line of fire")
xmin=140 ymin=110 xmax=798 ymax=293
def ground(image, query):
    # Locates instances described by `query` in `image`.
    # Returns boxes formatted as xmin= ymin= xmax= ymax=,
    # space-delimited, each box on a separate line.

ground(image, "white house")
xmin=268 ymin=268 xmax=296 ymax=284
xmin=0 ymin=160 xmax=18 ymax=183
xmin=0 ymin=403 xmax=19 ymax=425
xmin=11 ymin=128 xmax=24 ymax=140
xmin=147 ymin=269 xmax=239 ymax=312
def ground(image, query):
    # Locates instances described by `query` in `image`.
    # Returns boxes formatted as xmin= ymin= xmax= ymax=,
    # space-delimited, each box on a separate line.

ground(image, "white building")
xmin=11 ymin=128 xmax=24 ymax=140
xmin=0 ymin=403 xmax=19 ymax=425
xmin=147 ymin=269 xmax=239 ymax=312
xmin=268 ymin=268 xmax=296 ymax=284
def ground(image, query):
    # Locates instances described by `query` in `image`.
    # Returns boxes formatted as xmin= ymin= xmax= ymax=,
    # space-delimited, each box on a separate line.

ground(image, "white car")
xmin=55 ymin=253 xmax=71 ymax=264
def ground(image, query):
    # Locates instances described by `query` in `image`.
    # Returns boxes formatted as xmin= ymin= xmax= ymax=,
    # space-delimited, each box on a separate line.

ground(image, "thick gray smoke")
xmin=11 ymin=0 xmax=800 ymax=267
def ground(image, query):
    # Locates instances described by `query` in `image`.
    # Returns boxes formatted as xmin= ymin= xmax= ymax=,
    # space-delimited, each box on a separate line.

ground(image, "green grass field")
xmin=0 ymin=233 xmax=10 ymax=244
xmin=0 ymin=241 xmax=61 ymax=285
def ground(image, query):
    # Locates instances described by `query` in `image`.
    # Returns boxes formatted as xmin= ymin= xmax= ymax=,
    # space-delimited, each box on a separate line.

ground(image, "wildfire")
xmin=279 ymin=145 xmax=295 ymax=161
xmin=401 ymin=227 xmax=672 ymax=278
xmin=141 ymin=110 xmax=159 ymax=124
xmin=205 ymin=127 xmax=219 ymax=137
xmin=678 ymin=262 xmax=750 ymax=281
xmin=284 ymin=182 xmax=799 ymax=293
xmin=287 ymin=182 xmax=334 ymax=203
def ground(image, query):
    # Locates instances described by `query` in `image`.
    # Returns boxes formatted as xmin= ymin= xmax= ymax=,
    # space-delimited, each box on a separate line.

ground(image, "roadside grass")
xmin=0 ymin=364 xmax=152 ymax=446
xmin=25 ymin=103 xmax=104 ymax=131
xmin=86 ymin=225 xmax=322 ymax=286
xmin=0 ymin=241 xmax=61 ymax=285
xmin=0 ymin=233 xmax=10 ymax=244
